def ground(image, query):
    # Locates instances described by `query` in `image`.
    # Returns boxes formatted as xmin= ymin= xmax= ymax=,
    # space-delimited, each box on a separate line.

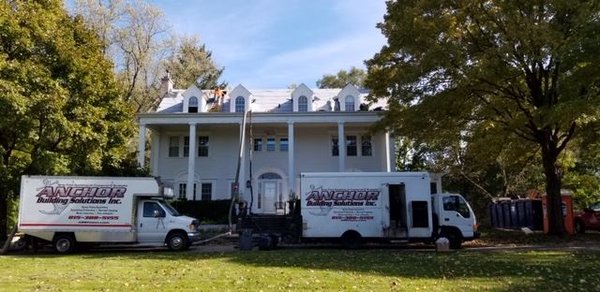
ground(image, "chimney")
xmin=160 ymin=71 xmax=173 ymax=96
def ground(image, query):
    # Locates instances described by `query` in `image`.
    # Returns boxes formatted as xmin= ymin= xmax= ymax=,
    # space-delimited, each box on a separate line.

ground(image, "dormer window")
xmin=298 ymin=96 xmax=308 ymax=112
xmin=345 ymin=95 xmax=355 ymax=111
xmin=188 ymin=96 xmax=198 ymax=113
xmin=235 ymin=96 xmax=245 ymax=113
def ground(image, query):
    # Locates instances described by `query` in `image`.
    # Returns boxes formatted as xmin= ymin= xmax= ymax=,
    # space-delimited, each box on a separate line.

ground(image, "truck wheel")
xmin=341 ymin=231 xmax=362 ymax=249
xmin=167 ymin=232 xmax=189 ymax=251
xmin=440 ymin=229 xmax=462 ymax=250
xmin=53 ymin=234 xmax=76 ymax=254
xmin=574 ymin=220 xmax=585 ymax=234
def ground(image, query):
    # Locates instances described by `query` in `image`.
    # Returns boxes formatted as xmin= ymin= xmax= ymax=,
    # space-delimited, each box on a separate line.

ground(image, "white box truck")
xmin=17 ymin=176 xmax=200 ymax=253
xmin=239 ymin=172 xmax=479 ymax=249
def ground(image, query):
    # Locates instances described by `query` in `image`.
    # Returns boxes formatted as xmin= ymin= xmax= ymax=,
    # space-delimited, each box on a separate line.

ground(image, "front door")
xmin=260 ymin=181 xmax=278 ymax=214
xmin=137 ymin=201 xmax=167 ymax=244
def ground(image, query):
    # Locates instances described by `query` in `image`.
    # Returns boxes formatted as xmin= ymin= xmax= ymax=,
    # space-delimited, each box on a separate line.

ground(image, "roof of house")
xmin=155 ymin=83 xmax=386 ymax=114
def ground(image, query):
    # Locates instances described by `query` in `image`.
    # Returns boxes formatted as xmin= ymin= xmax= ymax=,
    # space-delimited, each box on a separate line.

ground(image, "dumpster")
xmin=542 ymin=190 xmax=574 ymax=234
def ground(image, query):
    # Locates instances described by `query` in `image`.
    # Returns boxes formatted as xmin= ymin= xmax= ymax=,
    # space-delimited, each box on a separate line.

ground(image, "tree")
xmin=0 ymin=0 xmax=134 ymax=240
xmin=316 ymin=66 xmax=366 ymax=88
xmin=163 ymin=35 xmax=225 ymax=89
xmin=366 ymin=1 xmax=600 ymax=235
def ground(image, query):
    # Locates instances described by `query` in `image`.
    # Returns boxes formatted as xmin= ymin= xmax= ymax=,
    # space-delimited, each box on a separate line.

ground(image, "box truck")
xmin=239 ymin=172 xmax=479 ymax=249
xmin=17 ymin=176 xmax=200 ymax=253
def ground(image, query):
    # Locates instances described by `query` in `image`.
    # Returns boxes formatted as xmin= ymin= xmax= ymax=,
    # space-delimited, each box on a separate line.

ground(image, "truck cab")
xmin=135 ymin=198 xmax=200 ymax=251
xmin=432 ymin=193 xmax=479 ymax=249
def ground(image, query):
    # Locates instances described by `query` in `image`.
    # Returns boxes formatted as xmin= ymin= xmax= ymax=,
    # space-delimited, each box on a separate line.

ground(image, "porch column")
xmin=151 ymin=131 xmax=160 ymax=176
xmin=137 ymin=123 xmax=146 ymax=168
xmin=288 ymin=122 xmax=295 ymax=196
xmin=385 ymin=132 xmax=391 ymax=172
xmin=337 ymin=121 xmax=346 ymax=171
xmin=187 ymin=123 xmax=197 ymax=200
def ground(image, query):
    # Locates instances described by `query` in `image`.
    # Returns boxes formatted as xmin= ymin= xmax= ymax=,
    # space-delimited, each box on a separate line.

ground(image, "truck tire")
xmin=53 ymin=234 xmax=76 ymax=254
xmin=341 ymin=230 xmax=363 ymax=249
xmin=440 ymin=229 xmax=462 ymax=250
xmin=166 ymin=232 xmax=189 ymax=251
xmin=574 ymin=220 xmax=585 ymax=234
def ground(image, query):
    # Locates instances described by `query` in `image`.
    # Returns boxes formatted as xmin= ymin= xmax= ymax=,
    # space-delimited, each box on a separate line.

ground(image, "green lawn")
xmin=1 ymin=248 xmax=599 ymax=291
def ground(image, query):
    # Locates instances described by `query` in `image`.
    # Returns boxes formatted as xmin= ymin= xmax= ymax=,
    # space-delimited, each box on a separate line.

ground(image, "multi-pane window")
xmin=345 ymin=95 xmax=355 ymax=111
xmin=253 ymin=138 xmax=263 ymax=151
xmin=266 ymin=138 xmax=276 ymax=152
xmin=201 ymin=183 xmax=212 ymax=201
xmin=183 ymin=136 xmax=190 ymax=157
xmin=361 ymin=135 xmax=372 ymax=156
xmin=188 ymin=96 xmax=198 ymax=113
xmin=178 ymin=183 xmax=186 ymax=200
xmin=298 ymin=96 xmax=308 ymax=112
xmin=279 ymin=138 xmax=288 ymax=152
xmin=346 ymin=135 xmax=357 ymax=156
xmin=169 ymin=137 xmax=179 ymax=157
xmin=235 ymin=96 xmax=245 ymax=113
xmin=331 ymin=137 xmax=339 ymax=156
xmin=198 ymin=136 xmax=209 ymax=157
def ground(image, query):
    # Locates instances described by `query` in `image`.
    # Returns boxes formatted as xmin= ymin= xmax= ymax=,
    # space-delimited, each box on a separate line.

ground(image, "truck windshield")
xmin=159 ymin=200 xmax=181 ymax=216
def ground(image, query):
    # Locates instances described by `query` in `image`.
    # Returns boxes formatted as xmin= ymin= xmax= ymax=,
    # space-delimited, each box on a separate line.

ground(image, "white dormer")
xmin=291 ymin=83 xmax=314 ymax=112
xmin=182 ymin=85 xmax=206 ymax=113
xmin=229 ymin=84 xmax=251 ymax=113
xmin=337 ymin=84 xmax=361 ymax=112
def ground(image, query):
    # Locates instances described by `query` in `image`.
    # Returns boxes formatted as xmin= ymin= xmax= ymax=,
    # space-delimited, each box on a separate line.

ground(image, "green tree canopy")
xmin=366 ymin=0 xmax=600 ymax=235
xmin=316 ymin=66 xmax=366 ymax=88
xmin=163 ymin=35 xmax=225 ymax=89
xmin=0 ymin=0 xmax=135 ymax=239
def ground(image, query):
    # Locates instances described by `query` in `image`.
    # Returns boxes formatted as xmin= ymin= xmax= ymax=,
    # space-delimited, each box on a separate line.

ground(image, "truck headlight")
xmin=189 ymin=220 xmax=199 ymax=232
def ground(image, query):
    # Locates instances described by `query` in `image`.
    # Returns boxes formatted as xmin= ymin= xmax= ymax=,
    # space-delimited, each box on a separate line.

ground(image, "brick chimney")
xmin=160 ymin=71 xmax=173 ymax=96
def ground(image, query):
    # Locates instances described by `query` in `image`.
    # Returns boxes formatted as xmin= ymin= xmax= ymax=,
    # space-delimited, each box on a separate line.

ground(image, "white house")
xmin=137 ymin=76 xmax=394 ymax=214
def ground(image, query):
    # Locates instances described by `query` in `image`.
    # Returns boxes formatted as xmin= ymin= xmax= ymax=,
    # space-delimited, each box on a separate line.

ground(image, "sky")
xmin=147 ymin=0 xmax=387 ymax=89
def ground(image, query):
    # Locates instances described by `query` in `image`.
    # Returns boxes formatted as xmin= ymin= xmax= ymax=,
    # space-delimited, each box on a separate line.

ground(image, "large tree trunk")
xmin=0 ymin=195 xmax=7 ymax=241
xmin=540 ymin=138 xmax=565 ymax=236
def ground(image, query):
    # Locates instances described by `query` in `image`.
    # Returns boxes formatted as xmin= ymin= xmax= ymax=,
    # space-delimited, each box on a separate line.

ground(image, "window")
xmin=346 ymin=135 xmax=357 ymax=156
xmin=201 ymin=183 xmax=212 ymax=201
xmin=298 ymin=96 xmax=308 ymax=112
xmin=188 ymin=96 xmax=198 ymax=113
xmin=143 ymin=202 xmax=164 ymax=217
xmin=331 ymin=137 xmax=339 ymax=156
xmin=198 ymin=136 xmax=209 ymax=157
xmin=443 ymin=196 xmax=471 ymax=218
xmin=169 ymin=137 xmax=179 ymax=157
xmin=253 ymin=138 xmax=263 ymax=151
xmin=279 ymin=138 xmax=288 ymax=152
xmin=345 ymin=95 xmax=355 ymax=111
xmin=267 ymin=138 xmax=275 ymax=152
xmin=235 ymin=96 xmax=245 ymax=113
xmin=183 ymin=136 xmax=190 ymax=157
xmin=361 ymin=135 xmax=372 ymax=156
xmin=178 ymin=183 xmax=186 ymax=200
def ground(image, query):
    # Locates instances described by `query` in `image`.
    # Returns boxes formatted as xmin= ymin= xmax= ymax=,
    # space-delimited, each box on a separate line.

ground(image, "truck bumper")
xmin=188 ymin=232 xmax=201 ymax=243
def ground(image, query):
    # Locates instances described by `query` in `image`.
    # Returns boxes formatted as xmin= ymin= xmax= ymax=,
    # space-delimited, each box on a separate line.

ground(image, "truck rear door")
xmin=137 ymin=200 xmax=168 ymax=244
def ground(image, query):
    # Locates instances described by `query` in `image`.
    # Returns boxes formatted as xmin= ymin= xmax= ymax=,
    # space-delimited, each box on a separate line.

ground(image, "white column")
xmin=187 ymin=123 xmax=197 ymax=200
xmin=385 ymin=132 xmax=392 ymax=172
xmin=337 ymin=122 xmax=346 ymax=172
xmin=288 ymin=122 xmax=295 ymax=196
xmin=151 ymin=131 xmax=160 ymax=176
xmin=137 ymin=123 xmax=146 ymax=168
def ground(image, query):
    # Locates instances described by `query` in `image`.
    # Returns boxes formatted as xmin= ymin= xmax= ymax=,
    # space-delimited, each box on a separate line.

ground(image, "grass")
xmin=1 ymin=247 xmax=600 ymax=291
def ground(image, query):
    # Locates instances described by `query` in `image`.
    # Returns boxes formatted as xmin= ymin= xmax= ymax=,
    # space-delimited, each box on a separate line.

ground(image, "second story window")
xmin=331 ymin=137 xmax=339 ymax=156
xmin=188 ymin=96 xmax=198 ymax=113
xmin=266 ymin=138 xmax=276 ymax=152
xmin=198 ymin=136 xmax=209 ymax=157
xmin=298 ymin=96 xmax=308 ymax=112
xmin=279 ymin=138 xmax=288 ymax=152
xmin=345 ymin=95 xmax=355 ymax=111
xmin=235 ymin=96 xmax=245 ymax=113
xmin=361 ymin=135 xmax=372 ymax=156
xmin=169 ymin=136 xmax=179 ymax=157
xmin=253 ymin=138 xmax=263 ymax=151
xmin=183 ymin=136 xmax=190 ymax=157
xmin=346 ymin=135 xmax=357 ymax=156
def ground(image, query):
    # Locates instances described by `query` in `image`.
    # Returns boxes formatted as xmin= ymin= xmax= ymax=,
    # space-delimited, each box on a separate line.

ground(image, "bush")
xmin=170 ymin=199 xmax=232 ymax=224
